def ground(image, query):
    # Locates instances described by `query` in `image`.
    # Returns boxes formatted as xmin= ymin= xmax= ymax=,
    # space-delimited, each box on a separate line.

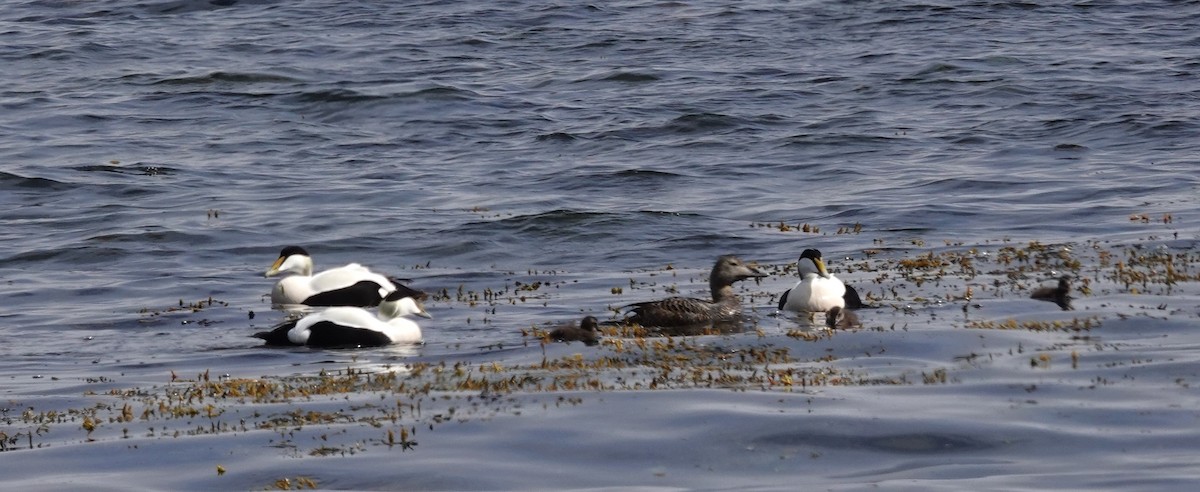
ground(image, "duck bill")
xmin=815 ymin=259 xmax=831 ymax=279
xmin=414 ymin=304 xmax=433 ymax=319
xmin=264 ymin=257 xmax=285 ymax=277
xmin=741 ymin=264 xmax=768 ymax=281
xmin=406 ymin=297 xmax=433 ymax=319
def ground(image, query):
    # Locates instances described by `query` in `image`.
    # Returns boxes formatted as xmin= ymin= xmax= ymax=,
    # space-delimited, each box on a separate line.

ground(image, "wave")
xmin=151 ymin=71 xmax=300 ymax=86
xmin=0 ymin=171 xmax=72 ymax=191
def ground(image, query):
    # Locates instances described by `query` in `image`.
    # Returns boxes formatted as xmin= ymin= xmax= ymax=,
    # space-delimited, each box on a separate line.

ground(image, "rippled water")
xmin=3 ymin=0 xmax=1200 ymax=489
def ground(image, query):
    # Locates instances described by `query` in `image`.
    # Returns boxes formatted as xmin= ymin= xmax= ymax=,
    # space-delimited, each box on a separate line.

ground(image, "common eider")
xmin=1031 ymin=275 xmax=1073 ymax=311
xmin=546 ymin=316 xmax=601 ymax=346
xmin=253 ymin=285 xmax=432 ymax=348
xmin=624 ymin=255 xmax=766 ymax=328
xmin=265 ymin=246 xmax=401 ymax=307
xmin=825 ymin=306 xmax=861 ymax=329
xmin=778 ymin=249 xmax=847 ymax=313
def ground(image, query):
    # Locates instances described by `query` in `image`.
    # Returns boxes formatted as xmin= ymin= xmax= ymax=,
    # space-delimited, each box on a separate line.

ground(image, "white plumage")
xmin=254 ymin=288 xmax=431 ymax=348
xmin=265 ymin=246 xmax=398 ymax=307
xmin=778 ymin=248 xmax=846 ymax=313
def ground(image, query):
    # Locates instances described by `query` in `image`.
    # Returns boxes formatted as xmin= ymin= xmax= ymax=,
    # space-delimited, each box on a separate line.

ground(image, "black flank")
xmin=253 ymin=320 xmax=300 ymax=346
xmin=302 ymin=280 xmax=385 ymax=307
xmin=304 ymin=321 xmax=393 ymax=348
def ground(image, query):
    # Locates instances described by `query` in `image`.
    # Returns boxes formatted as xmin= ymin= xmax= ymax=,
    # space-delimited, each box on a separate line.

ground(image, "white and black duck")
xmin=778 ymin=248 xmax=862 ymax=313
xmin=265 ymin=245 xmax=403 ymax=307
xmin=624 ymin=255 xmax=766 ymax=328
xmin=254 ymin=285 xmax=432 ymax=348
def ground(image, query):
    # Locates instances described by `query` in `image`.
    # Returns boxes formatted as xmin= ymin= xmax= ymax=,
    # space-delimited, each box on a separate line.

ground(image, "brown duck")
xmin=825 ymin=306 xmax=861 ymax=329
xmin=546 ymin=316 xmax=601 ymax=346
xmin=1031 ymin=276 xmax=1073 ymax=310
xmin=624 ymin=255 xmax=766 ymax=328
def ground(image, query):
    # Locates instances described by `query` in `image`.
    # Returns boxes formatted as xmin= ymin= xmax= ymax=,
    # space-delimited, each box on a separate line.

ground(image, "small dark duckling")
xmin=546 ymin=316 xmax=601 ymax=346
xmin=1031 ymin=276 xmax=1073 ymax=311
xmin=625 ymin=255 xmax=767 ymax=328
xmin=825 ymin=306 xmax=861 ymax=329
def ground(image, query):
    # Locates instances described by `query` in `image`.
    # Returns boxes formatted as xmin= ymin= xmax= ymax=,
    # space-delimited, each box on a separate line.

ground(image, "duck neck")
xmin=711 ymin=280 xmax=737 ymax=304
xmin=279 ymin=255 xmax=314 ymax=277
xmin=377 ymin=301 xmax=400 ymax=320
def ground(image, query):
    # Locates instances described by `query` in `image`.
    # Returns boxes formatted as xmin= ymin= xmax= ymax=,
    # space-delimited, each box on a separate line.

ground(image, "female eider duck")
xmin=265 ymin=246 xmax=401 ymax=307
xmin=625 ymin=255 xmax=766 ymax=328
xmin=778 ymin=249 xmax=848 ymax=313
xmin=546 ymin=316 xmax=601 ymax=346
xmin=253 ymin=285 xmax=432 ymax=348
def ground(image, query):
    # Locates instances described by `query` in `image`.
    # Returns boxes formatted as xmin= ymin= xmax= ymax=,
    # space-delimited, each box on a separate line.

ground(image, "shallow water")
xmin=3 ymin=0 xmax=1200 ymax=489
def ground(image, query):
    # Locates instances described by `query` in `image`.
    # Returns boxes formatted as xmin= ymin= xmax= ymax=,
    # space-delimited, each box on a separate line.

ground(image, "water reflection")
xmin=756 ymin=431 xmax=995 ymax=454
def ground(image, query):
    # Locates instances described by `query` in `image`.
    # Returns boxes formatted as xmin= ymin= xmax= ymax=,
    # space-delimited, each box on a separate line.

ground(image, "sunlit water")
xmin=2 ymin=0 xmax=1200 ymax=489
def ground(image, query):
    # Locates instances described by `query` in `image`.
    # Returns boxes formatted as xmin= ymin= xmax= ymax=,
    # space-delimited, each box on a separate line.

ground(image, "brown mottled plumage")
xmin=625 ymin=255 xmax=766 ymax=328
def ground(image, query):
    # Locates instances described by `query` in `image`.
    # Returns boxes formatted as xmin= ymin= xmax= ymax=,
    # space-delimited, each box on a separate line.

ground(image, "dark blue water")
xmin=3 ymin=1 xmax=1200 ymax=489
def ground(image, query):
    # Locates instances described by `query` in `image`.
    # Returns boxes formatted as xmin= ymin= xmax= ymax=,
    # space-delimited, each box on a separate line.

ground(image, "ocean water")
xmin=2 ymin=0 xmax=1200 ymax=489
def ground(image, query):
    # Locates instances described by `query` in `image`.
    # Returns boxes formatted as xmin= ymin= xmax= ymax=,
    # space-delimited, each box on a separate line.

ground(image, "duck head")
xmin=797 ymin=249 xmax=830 ymax=279
xmin=580 ymin=316 xmax=600 ymax=332
xmin=265 ymin=246 xmax=313 ymax=277
xmin=378 ymin=285 xmax=433 ymax=319
xmin=711 ymin=255 xmax=768 ymax=285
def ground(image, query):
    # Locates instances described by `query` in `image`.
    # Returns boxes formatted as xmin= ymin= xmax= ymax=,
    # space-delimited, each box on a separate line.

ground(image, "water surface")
xmin=2 ymin=0 xmax=1200 ymax=489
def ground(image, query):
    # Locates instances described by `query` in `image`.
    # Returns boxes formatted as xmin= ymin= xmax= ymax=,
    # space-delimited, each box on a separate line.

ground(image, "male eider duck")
xmin=546 ymin=316 xmax=601 ymax=346
xmin=253 ymin=285 xmax=432 ymax=348
xmin=825 ymin=306 xmax=861 ymax=329
xmin=1031 ymin=275 xmax=1073 ymax=311
xmin=265 ymin=246 xmax=401 ymax=307
xmin=624 ymin=255 xmax=766 ymax=328
xmin=778 ymin=249 xmax=847 ymax=313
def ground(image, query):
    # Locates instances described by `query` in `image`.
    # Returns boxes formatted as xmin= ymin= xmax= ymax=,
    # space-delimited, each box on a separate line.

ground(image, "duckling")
xmin=253 ymin=285 xmax=431 ymax=348
xmin=825 ymin=306 xmax=861 ymax=329
xmin=546 ymin=316 xmax=601 ymax=346
xmin=1031 ymin=275 xmax=1073 ymax=310
xmin=625 ymin=255 xmax=766 ymax=328
xmin=265 ymin=246 xmax=401 ymax=307
xmin=778 ymin=249 xmax=846 ymax=313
